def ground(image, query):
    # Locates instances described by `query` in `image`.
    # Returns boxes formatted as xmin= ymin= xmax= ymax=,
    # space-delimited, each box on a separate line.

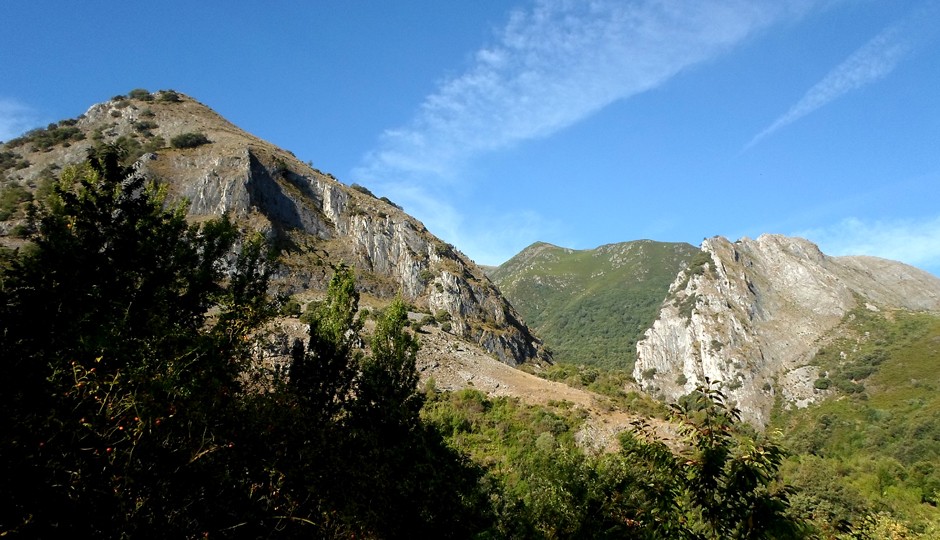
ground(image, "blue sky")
xmin=3 ymin=1 xmax=940 ymax=275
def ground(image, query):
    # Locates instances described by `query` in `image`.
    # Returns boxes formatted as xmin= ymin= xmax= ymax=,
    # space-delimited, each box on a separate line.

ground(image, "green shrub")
xmin=687 ymin=249 xmax=714 ymax=276
xmin=379 ymin=196 xmax=402 ymax=210
xmin=834 ymin=379 xmax=864 ymax=394
xmin=170 ymin=132 xmax=210 ymax=149
xmin=434 ymin=242 xmax=455 ymax=258
xmin=128 ymin=88 xmax=152 ymax=100
xmin=280 ymin=297 xmax=302 ymax=318
xmin=142 ymin=136 xmax=166 ymax=154
xmin=6 ymin=124 xmax=85 ymax=151
xmin=9 ymin=223 xmax=31 ymax=238
xmin=134 ymin=120 xmax=158 ymax=133
xmin=0 ymin=183 xmax=32 ymax=220
xmin=0 ymin=151 xmax=30 ymax=173
xmin=350 ymin=183 xmax=375 ymax=197
xmin=158 ymin=90 xmax=181 ymax=103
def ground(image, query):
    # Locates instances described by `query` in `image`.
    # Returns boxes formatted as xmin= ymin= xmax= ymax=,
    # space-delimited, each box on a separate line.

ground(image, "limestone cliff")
xmin=0 ymin=91 xmax=547 ymax=366
xmin=633 ymin=234 xmax=940 ymax=427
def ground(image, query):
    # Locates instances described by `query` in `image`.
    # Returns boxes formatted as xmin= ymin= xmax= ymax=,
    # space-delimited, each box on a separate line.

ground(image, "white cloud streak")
xmin=746 ymin=21 xmax=912 ymax=149
xmin=359 ymin=0 xmax=804 ymax=184
xmin=0 ymin=98 xmax=39 ymax=142
xmin=797 ymin=216 xmax=940 ymax=275
xmin=352 ymin=0 xmax=813 ymax=262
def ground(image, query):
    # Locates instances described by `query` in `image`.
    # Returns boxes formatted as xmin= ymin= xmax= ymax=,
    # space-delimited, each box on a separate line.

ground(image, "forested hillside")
xmin=490 ymin=240 xmax=697 ymax=370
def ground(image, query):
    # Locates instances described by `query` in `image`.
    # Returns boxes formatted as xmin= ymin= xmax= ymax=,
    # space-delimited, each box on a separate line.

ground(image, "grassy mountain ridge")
xmin=490 ymin=240 xmax=698 ymax=369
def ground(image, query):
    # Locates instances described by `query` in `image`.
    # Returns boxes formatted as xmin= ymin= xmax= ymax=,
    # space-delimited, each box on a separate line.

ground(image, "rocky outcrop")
xmin=634 ymin=234 xmax=940 ymax=427
xmin=0 ymin=91 xmax=548 ymax=366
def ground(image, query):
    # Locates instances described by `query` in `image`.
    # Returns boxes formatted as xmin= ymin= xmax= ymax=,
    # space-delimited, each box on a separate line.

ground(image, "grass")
xmin=491 ymin=240 xmax=697 ymax=370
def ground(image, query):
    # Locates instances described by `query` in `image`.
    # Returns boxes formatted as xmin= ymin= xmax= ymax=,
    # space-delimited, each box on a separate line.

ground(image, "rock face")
xmin=0 ymin=91 xmax=547 ymax=366
xmin=633 ymin=234 xmax=940 ymax=427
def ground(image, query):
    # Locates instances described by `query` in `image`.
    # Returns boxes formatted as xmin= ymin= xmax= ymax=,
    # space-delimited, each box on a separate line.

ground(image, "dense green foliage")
xmin=350 ymin=182 xmax=376 ymax=197
xmin=0 ymin=150 xmax=31 ymax=172
xmin=623 ymin=384 xmax=807 ymax=539
xmin=0 ymin=182 xmax=32 ymax=220
xmin=158 ymin=89 xmax=182 ymax=103
xmin=0 ymin=146 xmax=272 ymax=535
xmin=424 ymin=382 xmax=806 ymax=538
xmin=128 ymin=88 xmax=153 ymax=100
xmin=772 ymin=307 xmax=940 ymax=538
xmin=490 ymin=241 xmax=697 ymax=370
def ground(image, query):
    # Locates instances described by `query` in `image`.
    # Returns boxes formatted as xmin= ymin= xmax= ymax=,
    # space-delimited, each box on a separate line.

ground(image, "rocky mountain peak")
xmin=634 ymin=234 xmax=940 ymax=427
xmin=0 ymin=90 xmax=548 ymax=366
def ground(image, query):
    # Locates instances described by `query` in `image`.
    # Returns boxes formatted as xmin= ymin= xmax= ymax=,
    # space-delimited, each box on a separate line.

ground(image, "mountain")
xmin=0 ymin=90 xmax=547 ymax=366
xmin=492 ymin=234 xmax=940 ymax=428
xmin=634 ymin=234 xmax=940 ymax=427
xmin=489 ymin=240 xmax=698 ymax=369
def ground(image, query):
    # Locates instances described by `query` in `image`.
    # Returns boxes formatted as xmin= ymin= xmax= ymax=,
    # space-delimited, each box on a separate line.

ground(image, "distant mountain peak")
xmin=490 ymin=239 xmax=699 ymax=369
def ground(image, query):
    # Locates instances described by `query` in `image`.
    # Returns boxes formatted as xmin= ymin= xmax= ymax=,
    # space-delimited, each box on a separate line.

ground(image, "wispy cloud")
xmin=0 ymin=98 xmax=39 ymax=142
xmin=797 ymin=216 xmax=940 ymax=275
xmin=353 ymin=0 xmax=813 ymax=262
xmin=360 ymin=0 xmax=804 ymax=183
xmin=746 ymin=18 xmax=916 ymax=149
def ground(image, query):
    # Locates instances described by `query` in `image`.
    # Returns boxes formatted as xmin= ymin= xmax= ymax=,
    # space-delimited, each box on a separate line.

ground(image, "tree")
xmin=357 ymin=297 xmax=422 ymax=428
xmin=289 ymin=264 xmax=362 ymax=424
xmin=621 ymin=381 xmax=808 ymax=539
xmin=255 ymin=276 xmax=487 ymax=538
xmin=0 ymin=145 xmax=273 ymax=536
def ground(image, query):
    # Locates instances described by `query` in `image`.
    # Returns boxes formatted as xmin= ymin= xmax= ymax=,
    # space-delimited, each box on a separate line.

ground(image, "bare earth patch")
xmin=416 ymin=326 xmax=674 ymax=452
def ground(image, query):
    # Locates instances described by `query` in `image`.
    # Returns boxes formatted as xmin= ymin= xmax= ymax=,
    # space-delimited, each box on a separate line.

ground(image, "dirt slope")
xmin=416 ymin=325 xmax=674 ymax=452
